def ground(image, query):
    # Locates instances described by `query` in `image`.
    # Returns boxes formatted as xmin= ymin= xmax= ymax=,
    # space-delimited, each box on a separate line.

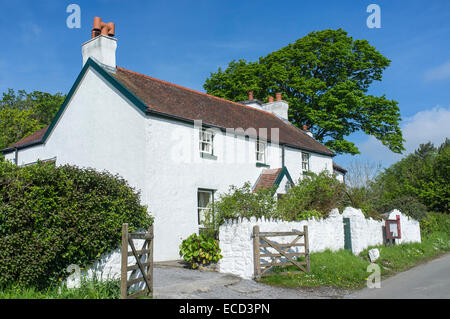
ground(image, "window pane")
xmin=198 ymin=191 xmax=212 ymax=208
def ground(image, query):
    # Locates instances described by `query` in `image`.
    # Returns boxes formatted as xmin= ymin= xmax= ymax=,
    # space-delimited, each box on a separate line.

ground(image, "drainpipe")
xmin=14 ymin=147 xmax=18 ymax=165
xmin=281 ymin=144 xmax=285 ymax=167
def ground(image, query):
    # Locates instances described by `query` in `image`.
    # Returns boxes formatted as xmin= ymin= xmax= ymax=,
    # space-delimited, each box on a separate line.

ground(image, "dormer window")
xmin=199 ymin=129 xmax=213 ymax=155
xmin=256 ymin=140 xmax=266 ymax=164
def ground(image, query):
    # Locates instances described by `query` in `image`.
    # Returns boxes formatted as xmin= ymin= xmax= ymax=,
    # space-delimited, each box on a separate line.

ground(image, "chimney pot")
xmin=91 ymin=17 xmax=115 ymax=39
xmin=248 ymin=90 xmax=253 ymax=100
xmin=302 ymin=124 xmax=308 ymax=131
xmin=276 ymin=92 xmax=282 ymax=101
xmin=268 ymin=96 xmax=274 ymax=103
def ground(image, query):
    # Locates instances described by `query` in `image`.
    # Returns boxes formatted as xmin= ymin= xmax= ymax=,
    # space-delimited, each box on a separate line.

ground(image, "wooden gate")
xmin=252 ymin=225 xmax=310 ymax=279
xmin=120 ymin=223 xmax=154 ymax=299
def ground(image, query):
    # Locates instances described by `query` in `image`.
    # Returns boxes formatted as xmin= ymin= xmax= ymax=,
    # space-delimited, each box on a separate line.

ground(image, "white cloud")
xmin=424 ymin=61 xmax=450 ymax=82
xmin=358 ymin=106 xmax=450 ymax=165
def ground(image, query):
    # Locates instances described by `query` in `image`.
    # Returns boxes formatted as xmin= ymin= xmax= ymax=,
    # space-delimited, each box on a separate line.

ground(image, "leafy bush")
xmin=375 ymin=195 xmax=428 ymax=221
xmin=203 ymin=182 xmax=278 ymax=238
xmin=0 ymin=160 xmax=153 ymax=289
xmin=179 ymin=233 xmax=222 ymax=269
xmin=277 ymin=171 xmax=347 ymax=220
xmin=420 ymin=212 xmax=450 ymax=237
xmin=373 ymin=140 xmax=449 ymax=213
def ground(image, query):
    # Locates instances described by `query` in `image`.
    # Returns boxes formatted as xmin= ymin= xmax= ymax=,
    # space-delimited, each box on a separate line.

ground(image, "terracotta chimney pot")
xmin=248 ymin=90 xmax=253 ymax=100
xmin=268 ymin=96 xmax=274 ymax=103
xmin=276 ymin=92 xmax=282 ymax=101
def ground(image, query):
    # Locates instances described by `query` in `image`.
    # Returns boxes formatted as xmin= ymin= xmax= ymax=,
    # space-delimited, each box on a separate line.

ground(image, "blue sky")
xmin=0 ymin=0 xmax=449 ymax=168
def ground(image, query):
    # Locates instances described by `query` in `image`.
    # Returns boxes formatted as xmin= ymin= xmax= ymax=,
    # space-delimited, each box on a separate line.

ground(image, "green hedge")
xmin=0 ymin=160 xmax=152 ymax=289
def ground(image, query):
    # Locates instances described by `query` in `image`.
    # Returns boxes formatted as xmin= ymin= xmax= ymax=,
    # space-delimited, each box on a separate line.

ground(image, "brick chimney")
xmin=82 ymin=17 xmax=117 ymax=71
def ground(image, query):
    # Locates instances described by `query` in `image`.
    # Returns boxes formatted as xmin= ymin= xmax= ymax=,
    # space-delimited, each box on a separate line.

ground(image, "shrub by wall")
xmin=0 ymin=160 xmax=152 ymax=289
xmin=420 ymin=212 xmax=450 ymax=237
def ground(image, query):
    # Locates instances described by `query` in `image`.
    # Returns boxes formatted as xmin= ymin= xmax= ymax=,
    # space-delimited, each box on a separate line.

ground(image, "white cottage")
xmin=2 ymin=19 xmax=346 ymax=261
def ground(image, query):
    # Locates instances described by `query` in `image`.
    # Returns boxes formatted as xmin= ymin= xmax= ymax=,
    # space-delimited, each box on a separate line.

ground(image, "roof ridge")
xmin=116 ymin=66 xmax=279 ymax=118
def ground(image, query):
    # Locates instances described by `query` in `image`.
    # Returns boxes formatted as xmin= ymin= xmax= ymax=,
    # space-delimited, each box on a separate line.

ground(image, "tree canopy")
xmin=0 ymin=89 xmax=65 ymax=150
xmin=204 ymin=28 xmax=404 ymax=155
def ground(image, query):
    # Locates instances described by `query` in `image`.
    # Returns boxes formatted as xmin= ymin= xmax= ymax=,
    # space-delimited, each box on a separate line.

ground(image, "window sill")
xmin=200 ymin=152 xmax=217 ymax=160
xmin=256 ymin=162 xmax=270 ymax=168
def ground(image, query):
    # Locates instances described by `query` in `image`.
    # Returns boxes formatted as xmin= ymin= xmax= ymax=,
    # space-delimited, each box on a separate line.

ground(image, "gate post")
xmin=148 ymin=224 xmax=154 ymax=295
xmin=120 ymin=223 xmax=129 ymax=299
xmin=303 ymin=225 xmax=310 ymax=272
xmin=253 ymin=225 xmax=261 ymax=279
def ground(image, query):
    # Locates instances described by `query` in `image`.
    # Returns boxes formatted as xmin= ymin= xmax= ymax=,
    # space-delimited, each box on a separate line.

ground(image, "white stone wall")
xmin=218 ymin=207 xmax=421 ymax=279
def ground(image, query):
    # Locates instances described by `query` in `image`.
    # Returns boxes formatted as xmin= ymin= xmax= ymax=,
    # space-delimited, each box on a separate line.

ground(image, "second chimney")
xmin=264 ymin=93 xmax=289 ymax=121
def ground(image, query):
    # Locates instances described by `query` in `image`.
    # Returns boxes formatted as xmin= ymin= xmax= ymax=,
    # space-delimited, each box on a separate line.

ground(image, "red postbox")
xmin=385 ymin=215 xmax=401 ymax=239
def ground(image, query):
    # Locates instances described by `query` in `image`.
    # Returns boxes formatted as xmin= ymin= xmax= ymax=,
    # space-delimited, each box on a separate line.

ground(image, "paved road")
xmin=347 ymin=253 xmax=450 ymax=299
xmin=153 ymin=254 xmax=450 ymax=299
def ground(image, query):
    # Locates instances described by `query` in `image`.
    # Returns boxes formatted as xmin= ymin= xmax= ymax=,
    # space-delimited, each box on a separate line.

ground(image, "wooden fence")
xmin=120 ymin=223 xmax=154 ymax=299
xmin=253 ymin=225 xmax=310 ymax=279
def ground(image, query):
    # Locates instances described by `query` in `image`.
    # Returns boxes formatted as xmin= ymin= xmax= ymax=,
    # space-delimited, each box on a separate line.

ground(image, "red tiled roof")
xmin=5 ymin=64 xmax=335 ymax=156
xmin=253 ymin=168 xmax=283 ymax=191
xmin=8 ymin=126 xmax=49 ymax=148
xmin=112 ymin=67 xmax=334 ymax=156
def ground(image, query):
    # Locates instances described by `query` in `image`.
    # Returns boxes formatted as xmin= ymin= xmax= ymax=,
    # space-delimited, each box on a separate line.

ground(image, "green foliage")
xmin=0 ymin=89 xmax=65 ymax=150
xmin=374 ymin=139 xmax=449 ymax=213
xmin=204 ymin=29 xmax=403 ymax=155
xmin=0 ymin=160 xmax=152 ymax=289
xmin=375 ymin=195 xmax=428 ymax=221
xmin=0 ymin=277 xmax=120 ymax=299
xmin=0 ymin=108 xmax=42 ymax=150
xmin=203 ymin=182 xmax=278 ymax=237
xmin=277 ymin=171 xmax=347 ymax=220
xmin=179 ymin=233 xmax=222 ymax=269
xmin=420 ymin=212 xmax=450 ymax=237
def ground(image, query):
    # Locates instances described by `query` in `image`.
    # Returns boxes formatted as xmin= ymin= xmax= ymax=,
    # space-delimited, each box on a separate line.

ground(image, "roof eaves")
xmin=2 ymin=140 xmax=43 ymax=154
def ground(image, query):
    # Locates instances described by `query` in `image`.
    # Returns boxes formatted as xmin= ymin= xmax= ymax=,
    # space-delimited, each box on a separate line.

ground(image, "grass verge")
xmin=259 ymin=231 xmax=450 ymax=290
xmin=0 ymin=277 xmax=120 ymax=299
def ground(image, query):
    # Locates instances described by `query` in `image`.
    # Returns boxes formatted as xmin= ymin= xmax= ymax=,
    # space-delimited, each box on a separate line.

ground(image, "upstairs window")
xmin=256 ymin=141 xmax=266 ymax=164
xmin=199 ymin=129 xmax=213 ymax=155
xmin=301 ymin=152 xmax=310 ymax=175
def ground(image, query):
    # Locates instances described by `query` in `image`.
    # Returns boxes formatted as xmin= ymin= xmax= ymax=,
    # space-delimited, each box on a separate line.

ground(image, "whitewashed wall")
xmin=218 ymin=207 xmax=421 ymax=279
xmin=5 ymin=64 xmax=336 ymax=262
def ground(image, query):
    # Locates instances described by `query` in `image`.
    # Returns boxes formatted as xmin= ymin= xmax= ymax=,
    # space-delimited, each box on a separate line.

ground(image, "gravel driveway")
xmin=153 ymin=261 xmax=351 ymax=299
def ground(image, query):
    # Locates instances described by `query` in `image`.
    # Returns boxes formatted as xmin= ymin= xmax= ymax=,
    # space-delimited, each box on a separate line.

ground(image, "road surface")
xmin=347 ymin=253 xmax=450 ymax=299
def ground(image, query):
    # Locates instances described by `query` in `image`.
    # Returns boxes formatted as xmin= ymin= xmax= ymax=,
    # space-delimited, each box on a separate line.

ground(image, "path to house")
xmin=153 ymin=261 xmax=351 ymax=299
xmin=346 ymin=253 xmax=450 ymax=299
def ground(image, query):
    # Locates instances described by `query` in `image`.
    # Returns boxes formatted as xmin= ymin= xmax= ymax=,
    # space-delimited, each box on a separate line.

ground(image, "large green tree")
xmin=0 ymin=89 xmax=65 ymax=150
xmin=204 ymin=29 xmax=404 ymax=155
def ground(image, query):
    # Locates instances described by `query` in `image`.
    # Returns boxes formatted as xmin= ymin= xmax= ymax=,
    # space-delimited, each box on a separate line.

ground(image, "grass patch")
xmin=260 ymin=249 xmax=370 ymax=289
xmin=360 ymin=231 xmax=450 ymax=277
xmin=0 ymin=277 xmax=120 ymax=299
xmin=260 ymin=231 xmax=450 ymax=290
